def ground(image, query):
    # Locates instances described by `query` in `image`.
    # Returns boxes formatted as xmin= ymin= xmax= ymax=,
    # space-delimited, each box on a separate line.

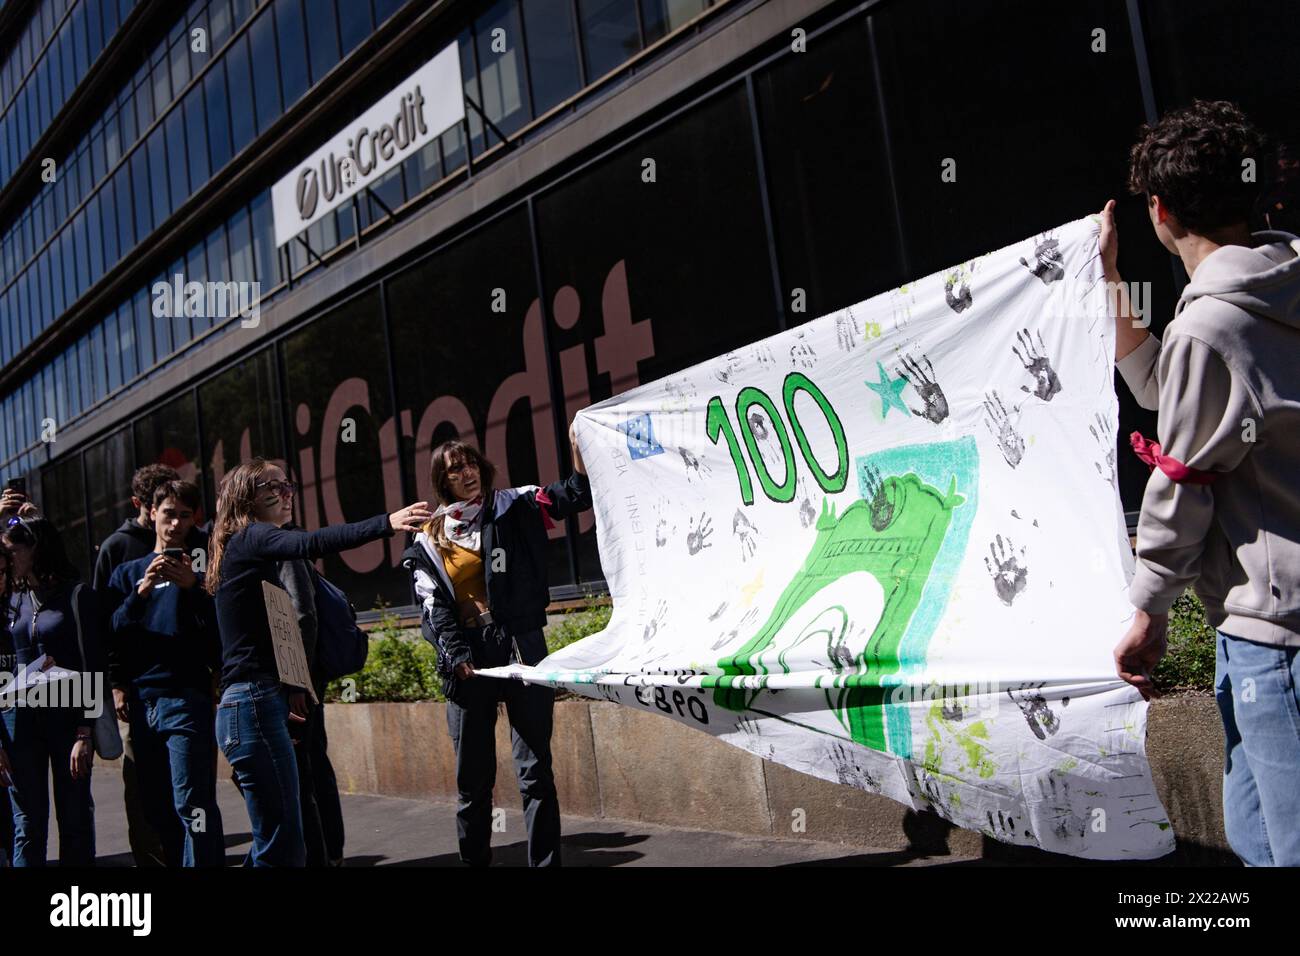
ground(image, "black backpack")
xmin=310 ymin=568 xmax=369 ymax=681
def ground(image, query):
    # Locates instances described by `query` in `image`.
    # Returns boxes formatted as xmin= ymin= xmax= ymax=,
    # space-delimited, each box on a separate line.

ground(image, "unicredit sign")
xmin=272 ymin=42 xmax=464 ymax=247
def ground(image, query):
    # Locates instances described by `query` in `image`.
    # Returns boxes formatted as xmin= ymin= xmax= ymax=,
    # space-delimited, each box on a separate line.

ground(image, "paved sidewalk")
xmin=87 ymin=772 xmax=985 ymax=867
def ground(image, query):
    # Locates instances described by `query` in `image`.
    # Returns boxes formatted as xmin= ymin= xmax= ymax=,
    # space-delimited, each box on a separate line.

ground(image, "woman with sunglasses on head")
xmin=403 ymin=422 xmax=590 ymax=867
xmin=205 ymin=459 xmax=431 ymax=866
xmin=0 ymin=515 xmax=106 ymax=866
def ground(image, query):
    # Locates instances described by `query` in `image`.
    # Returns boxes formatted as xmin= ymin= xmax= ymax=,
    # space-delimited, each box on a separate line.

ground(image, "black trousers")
xmin=445 ymin=625 xmax=560 ymax=867
xmin=311 ymin=705 xmax=345 ymax=861
xmin=291 ymin=701 xmax=328 ymax=867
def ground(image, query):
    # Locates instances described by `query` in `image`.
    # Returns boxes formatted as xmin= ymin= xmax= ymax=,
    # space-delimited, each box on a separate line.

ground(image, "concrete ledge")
xmin=313 ymin=693 xmax=1230 ymax=863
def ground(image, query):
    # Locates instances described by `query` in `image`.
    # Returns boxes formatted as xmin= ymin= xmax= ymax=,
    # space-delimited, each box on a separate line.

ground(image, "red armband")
xmin=1130 ymin=431 xmax=1218 ymax=485
xmin=534 ymin=489 xmax=557 ymax=530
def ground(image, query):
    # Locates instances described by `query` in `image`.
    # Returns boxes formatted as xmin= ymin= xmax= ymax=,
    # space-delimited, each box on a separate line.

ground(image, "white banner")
xmin=485 ymin=215 xmax=1175 ymax=860
xmin=272 ymin=42 xmax=464 ymax=246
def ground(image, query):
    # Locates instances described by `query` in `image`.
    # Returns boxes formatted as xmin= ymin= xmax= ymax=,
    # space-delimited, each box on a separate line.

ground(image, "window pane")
xmin=170 ymin=34 xmax=190 ymax=95
xmin=337 ymin=0 xmax=372 ymax=55
xmin=199 ymin=348 xmax=285 ymax=516
xmin=210 ymin=0 xmax=234 ymax=49
xmin=119 ymin=303 xmax=138 ymax=381
xmin=228 ymin=205 xmax=254 ymax=284
xmin=165 ymin=107 xmax=189 ymax=212
xmin=87 ymin=192 xmax=105 ymax=281
xmin=304 ymin=0 xmax=341 ymax=83
xmin=275 ymin=0 xmax=310 ymax=107
xmin=152 ymin=57 xmax=171 ymax=116
xmin=134 ymin=393 xmax=206 ymax=514
xmin=523 ymin=0 xmax=582 ymax=115
xmin=41 ymin=452 xmax=91 ymax=580
xmin=148 ymin=124 xmax=172 ymax=223
xmin=226 ymin=34 xmax=255 ymax=153
xmin=152 ymin=272 xmax=175 ymax=357
xmin=578 ymin=0 xmax=640 ymax=79
xmin=135 ymin=287 xmax=155 ymax=370
xmin=755 ymin=21 xmax=903 ymax=320
xmin=184 ymin=83 xmax=210 ymax=193
xmin=106 ymin=311 xmax=124 ymax=393
xmin=115 ymin=165 xmax=134 ymax=254
xmin=474 ymin=1 xmax=529 ymax=138
xmin=205 ymin=63 xmax=232 ymax=170
xmin=249 ymin=9 xmax=281 ymax=133
xmin=249 ymin=190 xmax=280 ymax=287
xmin=131 ymin=146 xmax=153 ymax=238
xmin=186 ymin=241 xmax=209 ymax=334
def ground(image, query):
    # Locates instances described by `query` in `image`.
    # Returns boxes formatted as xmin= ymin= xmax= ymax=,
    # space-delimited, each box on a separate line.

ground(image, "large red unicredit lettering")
xmin=206 ymin=259 xmax=655 ymax=572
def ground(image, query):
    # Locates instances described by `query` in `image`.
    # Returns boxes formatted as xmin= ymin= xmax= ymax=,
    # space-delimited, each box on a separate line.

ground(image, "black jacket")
xmin=403 ymin=473 xmax=592 ymax=673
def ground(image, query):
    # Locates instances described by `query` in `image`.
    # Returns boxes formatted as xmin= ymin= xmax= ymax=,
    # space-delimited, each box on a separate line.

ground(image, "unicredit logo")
xmin=296 ymin=167 xmax=319 ymax=219
xmin=290 ymin=85 xmax=428 ymax=222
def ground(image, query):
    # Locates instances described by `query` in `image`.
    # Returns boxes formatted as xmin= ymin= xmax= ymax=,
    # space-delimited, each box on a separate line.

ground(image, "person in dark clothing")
xmin=275 ymin=527 xmax=346 ymax=866
xmin=0 ymin=540 xmax=16 ymax=867
xmin=107 ymin=480 xmax=224 ymax=867
xmin=404 ymin=423 xmax=591 ymax=867
xmin=2 ymin=516 xmax=106 ymax=866
xmin=93 ymin=463 xmax=208 ymax=868
xmin=275 ymin=541 xmax=328 ymax=867
xmin=205 ymin=458 xmax=430 ymax=866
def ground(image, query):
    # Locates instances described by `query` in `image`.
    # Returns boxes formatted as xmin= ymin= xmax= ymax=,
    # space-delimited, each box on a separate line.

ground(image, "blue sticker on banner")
xmin=621 ymin=413 xmax=665 ymax=460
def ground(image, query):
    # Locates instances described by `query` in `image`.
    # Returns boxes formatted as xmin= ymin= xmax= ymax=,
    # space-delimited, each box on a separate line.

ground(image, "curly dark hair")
xmin=1127 ymin=100 xmax=1270 ymax=232
xmin=131 ymin=463 xmax=181 ymax=503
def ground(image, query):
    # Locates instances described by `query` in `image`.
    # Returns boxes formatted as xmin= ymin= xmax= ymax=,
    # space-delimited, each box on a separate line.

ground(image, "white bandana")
xmin=434 ymin=495 xmax=484 ymax=552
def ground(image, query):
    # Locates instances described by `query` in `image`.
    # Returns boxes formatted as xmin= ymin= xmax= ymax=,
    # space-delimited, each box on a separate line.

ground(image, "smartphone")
xmin=4 ymin=477 xmax=25 ymax=496
xmin=162 ymin=548 xmax=186 ymax=560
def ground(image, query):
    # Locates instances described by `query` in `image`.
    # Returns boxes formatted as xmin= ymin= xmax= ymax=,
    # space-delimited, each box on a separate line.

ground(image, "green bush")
xmin=1152 ymin=591 xmax=1217 ymax=692
xmin=546 ymin=601 xmax=612 ymax=655
xmin=324 ymin=600 xmax=614 ymax=703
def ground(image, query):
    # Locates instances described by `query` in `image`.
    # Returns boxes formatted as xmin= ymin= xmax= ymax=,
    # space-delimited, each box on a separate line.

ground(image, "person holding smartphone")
xmin=1 ymin=516 xmax=104 ymax=866
xmin=205 ymin=458 xmax=431 ymax=866
xmin=106 ymin=480 xmax=224 ymax=867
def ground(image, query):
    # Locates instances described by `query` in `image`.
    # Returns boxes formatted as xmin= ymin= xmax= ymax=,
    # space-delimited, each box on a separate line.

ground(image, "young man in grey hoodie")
xmin=1102 ymin=100 xmax=1300 ymax=866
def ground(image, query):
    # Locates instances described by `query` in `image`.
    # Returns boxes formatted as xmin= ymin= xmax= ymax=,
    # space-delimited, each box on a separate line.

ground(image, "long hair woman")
xmin=403 ymin=422 xmax=590 ymax=867
xmin=205 ymin=458 xmax=430 ymax=866
xmin=1 ymin=515 xmax=105 ymax=866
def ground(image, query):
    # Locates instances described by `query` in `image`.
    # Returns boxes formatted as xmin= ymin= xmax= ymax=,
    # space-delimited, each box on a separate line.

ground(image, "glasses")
xmin=254 ymin=479 xmax=298 ymax=499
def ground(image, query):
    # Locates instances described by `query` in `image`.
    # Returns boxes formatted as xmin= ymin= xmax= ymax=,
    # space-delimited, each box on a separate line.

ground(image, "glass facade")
xmin=2 ymin=0 xmax=1297 ymax=609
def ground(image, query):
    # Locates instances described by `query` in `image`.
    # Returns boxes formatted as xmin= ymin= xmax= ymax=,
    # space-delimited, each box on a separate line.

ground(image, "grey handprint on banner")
xmin=944 ymin=265 xmax=973 ymax=313
xmin=985 ymin=534 xmax=1028 ymax=606
xmin=681 ymin=447 xmax=712 ymax=483
xmin=686 ymin=512 xmax=714 ymax=555
xmin=1013 ymin=328 xmax=1063 ymax=401
xmin=835 ymin=308 xmax=861 ymax=352
xmin=983 ymin=390 xmax=1025 ymax=468
xmin=1019 ymin=230 xmax=1065 ymax=285
xmin=897 ymin=351 xmax=950 ymax=424
xmin=732 ymin=508 xmax=758 ymax=561
xmin=1089 ymin=413 xmax=1116 ymax=484
xmin=654 ymin=496 xmax=677 ymax=547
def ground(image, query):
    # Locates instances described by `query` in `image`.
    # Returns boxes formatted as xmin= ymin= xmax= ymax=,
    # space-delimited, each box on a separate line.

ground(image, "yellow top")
xmin=441 ymin=542 xmax=487 ymax=607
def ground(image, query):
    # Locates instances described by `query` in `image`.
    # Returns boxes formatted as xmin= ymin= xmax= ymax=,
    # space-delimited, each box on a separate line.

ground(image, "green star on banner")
xmin=865 ymin=361 xmax=908 ymax=419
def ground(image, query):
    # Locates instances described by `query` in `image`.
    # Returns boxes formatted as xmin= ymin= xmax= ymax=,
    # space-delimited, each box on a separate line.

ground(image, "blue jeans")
xmin=1214 ymin=631 xmax=1300 ymax=866
xmin=217 ymin=680 xmax=305 ymax=867
xmin=130 ymin=691 xmax=225 ymax=867
xmin=0 ymin=706 xmax=95 ymax=867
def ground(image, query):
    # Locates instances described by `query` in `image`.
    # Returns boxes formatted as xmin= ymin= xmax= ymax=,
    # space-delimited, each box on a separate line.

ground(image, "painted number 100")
xmin=705 ymin=371 xmax=848 ymax=505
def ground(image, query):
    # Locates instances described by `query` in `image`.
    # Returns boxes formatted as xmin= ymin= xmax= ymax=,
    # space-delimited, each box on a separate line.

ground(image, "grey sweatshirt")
xmin=1117 ymin=230 xmax=1300 ymax=646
